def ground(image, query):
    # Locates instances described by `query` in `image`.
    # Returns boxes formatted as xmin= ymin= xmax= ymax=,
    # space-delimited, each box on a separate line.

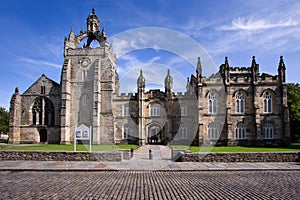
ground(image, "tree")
xmin=0 ymin=107 xmax=9 ymax=134
xmin=287 ymin=83 xmax=300 ymax=142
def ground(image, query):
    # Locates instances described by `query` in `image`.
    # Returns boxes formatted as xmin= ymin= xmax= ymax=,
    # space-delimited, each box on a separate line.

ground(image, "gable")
xmin=22 ymin=74 xmax=61 ymax=96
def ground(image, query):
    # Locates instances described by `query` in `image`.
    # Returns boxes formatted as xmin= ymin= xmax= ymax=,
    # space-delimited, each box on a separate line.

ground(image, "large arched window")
xmin=263 ymin=91 xmax=272 ymax=113
xmin=208 ymin=122 xmax=218 ymax=140
xmin=235 ymin=123 xmax=246 ymax=139
xmin=208 ymin=92 xmax=217 ymax=114
xmin=32 ymin=97 xmax=54 ymax=126
xmin=235 ymin=92 xmax=245 ymax=114
xmin=262 ymin=122 xmax=274 ymax=139
xmin=150 ymin=104 xmax=160 ymax=117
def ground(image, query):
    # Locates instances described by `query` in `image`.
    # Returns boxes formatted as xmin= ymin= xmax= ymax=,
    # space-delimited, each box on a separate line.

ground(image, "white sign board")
xmin=74 ymin=124 xmax=92 ymax=152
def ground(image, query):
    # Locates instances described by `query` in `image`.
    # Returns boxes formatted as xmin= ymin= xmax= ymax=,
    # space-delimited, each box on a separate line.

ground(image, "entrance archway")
xmin=39 ymin=129 xmax=47 ymax=143
xmin=148 ymin=125 xmax=162 ymax=144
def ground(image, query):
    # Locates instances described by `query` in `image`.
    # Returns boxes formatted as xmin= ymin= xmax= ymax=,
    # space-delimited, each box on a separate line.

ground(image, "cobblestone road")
xmin=0 ymin=171 xmax=299 ymax=199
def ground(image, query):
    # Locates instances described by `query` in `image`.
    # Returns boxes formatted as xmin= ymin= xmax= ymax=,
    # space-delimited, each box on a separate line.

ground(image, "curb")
xmin=1 ymin=168 xmax=300 ymax=172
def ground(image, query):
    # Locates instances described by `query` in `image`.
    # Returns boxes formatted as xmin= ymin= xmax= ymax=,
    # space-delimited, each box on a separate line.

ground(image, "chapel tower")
xmin=60 ymin=9 xmax=119 ymax=144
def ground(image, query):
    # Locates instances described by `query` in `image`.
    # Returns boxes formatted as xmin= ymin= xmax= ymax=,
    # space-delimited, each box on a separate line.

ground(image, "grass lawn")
xmin=1 ymin=143 xmax=299 ymax=152
xmin=171 ymin=143 xmax=300 ymax=153
xmin=0 ymin=144 xmax=139 ymax=152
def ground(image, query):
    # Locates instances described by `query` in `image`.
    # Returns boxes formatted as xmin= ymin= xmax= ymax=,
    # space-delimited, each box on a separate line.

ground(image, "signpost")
xmin=74 ymin=124 xmax=92 ymax=152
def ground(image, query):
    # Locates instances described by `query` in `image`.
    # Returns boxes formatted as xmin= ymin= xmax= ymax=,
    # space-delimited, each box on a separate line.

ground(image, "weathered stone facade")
xmin=8 ymin=9 xmax=290 ymax=146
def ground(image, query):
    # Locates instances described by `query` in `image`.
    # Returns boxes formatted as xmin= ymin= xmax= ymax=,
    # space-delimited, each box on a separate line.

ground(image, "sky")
xmin=0 ymin=0 xmax=300 ymax=109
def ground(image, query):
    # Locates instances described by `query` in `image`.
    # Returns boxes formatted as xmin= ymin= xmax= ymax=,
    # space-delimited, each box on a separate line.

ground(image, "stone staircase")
xmin=132 ymin=145 xmax=172 ymax=160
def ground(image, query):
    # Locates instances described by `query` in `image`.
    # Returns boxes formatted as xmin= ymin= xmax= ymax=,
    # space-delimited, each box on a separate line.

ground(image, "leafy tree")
xmin=287 ymin=83 xmax=300 ymax=142
xmin=0 ymin=107 xmax=9 ymax=134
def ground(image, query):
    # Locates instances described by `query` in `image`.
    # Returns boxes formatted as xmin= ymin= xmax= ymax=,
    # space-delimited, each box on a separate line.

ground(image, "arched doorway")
xmin=39 ymin=129 xmax=47 ymax=143
xmin=148 ymin=125 xmax=162 ymax=144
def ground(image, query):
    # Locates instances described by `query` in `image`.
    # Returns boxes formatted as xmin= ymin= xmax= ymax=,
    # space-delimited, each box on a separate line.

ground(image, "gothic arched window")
xmin=262 ymin=122 xmax=274 ymax=139
xmin=208 ymin=92 xmax=217 ymax=114
xmin=263 ymin=91 xmax=272 ymax=113
xmin=208 ymin=122 xmax=218 ymax=140
xmin=235 ymin=123 xmax=246 ymax=139
xmin=235 ymin=92 xmax=245 ymax=114
xmin=32 ymin=97 xmax=55 ymax=126
xmin=150 ymin=104 xmax=161 ymax=117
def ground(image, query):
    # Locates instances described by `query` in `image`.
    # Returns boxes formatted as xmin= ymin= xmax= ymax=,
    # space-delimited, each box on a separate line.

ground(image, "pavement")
xmin=0 ymin=160 xmax=300 ymax=171
xmin=0 ymin=145 xmax=300 ymax=171
xmin=1 ymin=171 xmax=300 ymax=199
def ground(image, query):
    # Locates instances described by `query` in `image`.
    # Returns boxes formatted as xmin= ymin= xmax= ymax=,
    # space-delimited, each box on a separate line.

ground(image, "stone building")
xmin=8 ymin=9 xmax=290 ymax=146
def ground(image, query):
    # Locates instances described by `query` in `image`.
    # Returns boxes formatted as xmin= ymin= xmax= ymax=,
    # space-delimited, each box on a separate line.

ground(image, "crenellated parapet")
xmin=113 ymin=93 xmax=137 ymax=101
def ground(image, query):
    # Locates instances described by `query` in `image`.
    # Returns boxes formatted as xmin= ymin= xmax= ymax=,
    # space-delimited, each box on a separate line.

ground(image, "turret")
xmin=278 ymin=55 xmax=286 ymax=83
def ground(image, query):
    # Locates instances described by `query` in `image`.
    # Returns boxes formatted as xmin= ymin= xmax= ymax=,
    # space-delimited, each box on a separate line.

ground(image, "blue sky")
xmin=1 ymin=0 xmax=300 ymax=109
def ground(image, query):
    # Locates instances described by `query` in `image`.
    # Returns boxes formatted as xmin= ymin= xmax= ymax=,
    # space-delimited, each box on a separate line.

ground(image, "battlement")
xmin=259 ymin=73 xmax=279 ymax=82
xmin=229 ymin=67 xmax=252 ymax=74
xmin=113 ymin=92 xmax=137 ymax=100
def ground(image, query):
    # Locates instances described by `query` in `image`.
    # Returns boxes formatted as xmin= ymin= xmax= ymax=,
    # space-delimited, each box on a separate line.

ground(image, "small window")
xmin=263 ymin=91 xmax=272 ymax=113
xmin=81 ymin=94 xmax=88 ymax=105
xmin=123 ymin=124 xmax=130 ymax=139
xmin=235 ymin=92 xmax=245 ymax=114
xmin=123 ymin=105 xmax=130 ymax=116
xmin=179 ymin=127 xmax=187 ymax=139
xmin=208 ymin=92 xmax=217 ymax=114
xmin=180 ymin=106 xmax=187 ymax=116
xmin=41 ymin=81 xmax=45 ymax=94
xmin=150 ymin=104 xmax=160 ymax=117
xmin=82 ymin=70 xmax=88 ymax=81
xmin=262 ymin=122 xmax=274 ymax=139
xmin=208 ymin=122 xmax=219 ymax=140
xmin=235 ymin=123 xmax=246 ymax=139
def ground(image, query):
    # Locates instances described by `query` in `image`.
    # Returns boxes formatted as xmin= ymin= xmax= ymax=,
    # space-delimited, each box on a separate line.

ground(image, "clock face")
xmin=81 ymin=59 xmax=89 ymax=67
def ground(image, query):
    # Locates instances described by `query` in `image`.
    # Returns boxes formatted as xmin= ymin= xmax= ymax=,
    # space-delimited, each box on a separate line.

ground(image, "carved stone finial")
xmin=197 ymin=57 xmax=201 ymax=69
xmin=280 ymin=55 xmax=284 ymax=63
xmin=252 ymin=56 xmax=256 ymax=63
xmin=92 ymin=8 xmax=95 ymax=14
xmin=225 ymin=56 xmax=229 ymax=67
xmin=15 ymin=87 xmax=19 ymax=94
xmin=279 ymin=55 xmax=285 ymax=69
xmin=102 ymin=27 xmax=107 ymax=39
xmin=251 ymin=56 xmax=258 ymax=69
xmin=137 ymin=69 xmax=145 ymax=88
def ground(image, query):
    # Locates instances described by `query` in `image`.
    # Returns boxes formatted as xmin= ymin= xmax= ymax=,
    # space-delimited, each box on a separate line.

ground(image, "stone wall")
xmin=178 ymin=152 xmax=300 ymax=162
xmin=0 ymin=151 xmax=122 ymax=162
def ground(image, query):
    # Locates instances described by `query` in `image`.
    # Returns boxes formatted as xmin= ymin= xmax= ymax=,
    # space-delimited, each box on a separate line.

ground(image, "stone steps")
xmin=132 ymin=145 xmax=172 ymax=160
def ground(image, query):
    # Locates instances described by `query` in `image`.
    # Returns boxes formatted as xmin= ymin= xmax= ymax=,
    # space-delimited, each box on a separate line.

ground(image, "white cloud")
xmin=149 ymin=56 xmax=161 ymax=63
xmin=17 ymin=56 xmax=61 ymax=69
xmin=218 ymin=17 xmax=298 ymax=31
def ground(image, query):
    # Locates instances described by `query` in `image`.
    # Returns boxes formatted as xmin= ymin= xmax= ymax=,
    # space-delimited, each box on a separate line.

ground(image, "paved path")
xmin=0 ymin=171 xmax=299 ymax=199
xmin=0 ymin=160 xmax=300 ymax=171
